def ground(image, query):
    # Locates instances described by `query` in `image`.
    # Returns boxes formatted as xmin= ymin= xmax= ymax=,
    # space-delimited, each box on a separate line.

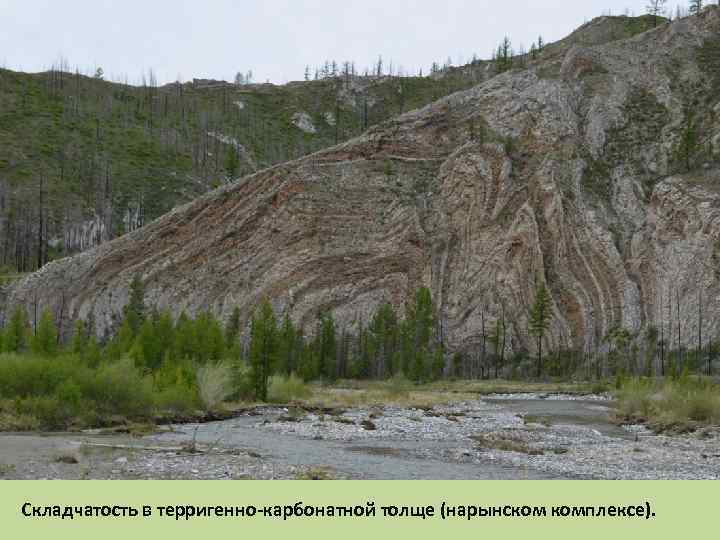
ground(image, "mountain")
xmin=0 ymin=59 xmax=489 ymax=273
xmin=4 ymin=9 xmax=719 ymax=357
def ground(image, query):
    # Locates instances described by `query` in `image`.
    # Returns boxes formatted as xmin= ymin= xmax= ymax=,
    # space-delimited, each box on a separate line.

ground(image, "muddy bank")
xmin=1 ymin=395 xmax=718 ymax=480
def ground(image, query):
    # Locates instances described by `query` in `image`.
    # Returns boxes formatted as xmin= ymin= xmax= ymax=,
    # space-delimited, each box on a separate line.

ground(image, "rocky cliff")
xmin=5 ymin=9 xmax=720 ymax=356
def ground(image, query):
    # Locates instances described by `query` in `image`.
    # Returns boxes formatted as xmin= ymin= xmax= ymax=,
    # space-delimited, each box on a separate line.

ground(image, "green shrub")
xmin=0 ymin=353 xmax=84 ymax=397
xmin=268 ymin=374 xmax=312 ymax=403
xmin=230 ymin=360 xmax=255 ymax=401
xmin=155 ymin=384 xmax=198 ymax=415
xmin=16 ymin=396 xmax=72 ymax=430
xmin=616 ymin=378 xmax=720 ymax=429
xmin=83 ymin=359 xmax=155 ymax=418
xmin=196 ymin=362 xmax=234 ymax=410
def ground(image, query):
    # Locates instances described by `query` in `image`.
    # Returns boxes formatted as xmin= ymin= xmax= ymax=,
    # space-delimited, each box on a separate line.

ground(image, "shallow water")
xmin=484 ymin=399 xmax=631 ymax=439
xmin=150 ymin=406 xmax=561 ymax=479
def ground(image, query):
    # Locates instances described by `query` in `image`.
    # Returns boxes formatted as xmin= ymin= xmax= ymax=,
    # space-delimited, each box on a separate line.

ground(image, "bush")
xmin=0 ymin=353 xmax=83 ymax=397
xmin=196 ymin=362 xmax=234 ymax=410
xmin=0 ymin=354 xmax=156 ymax=428
xmin=230 ymin=360 xmax=255 ymax=401
xmin=81 ymin=358 xmax=155 ymax=419
xmin=616 ymin=378 xmax=720 ymax=430
xmin=16 ymin=396 xmax=72 ymax=430
xmin=267 ymin=374 xmax=312 ymax=403
xmin=155 ymin=384 xmax=199 ymax=415
xmin=382 ymin=373 xmax=413 ymax=398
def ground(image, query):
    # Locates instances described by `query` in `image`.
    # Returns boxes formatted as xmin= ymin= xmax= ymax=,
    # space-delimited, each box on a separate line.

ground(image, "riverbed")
xmin=1 ymin=395 xmax=718 ymax=480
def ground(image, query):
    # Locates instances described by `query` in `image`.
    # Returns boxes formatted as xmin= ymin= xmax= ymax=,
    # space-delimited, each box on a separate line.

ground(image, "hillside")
xmin=5 ymin=9 xmax=717 ymax=359
xmin=0 ymin=62 xmax=488 ymax=274
xmin=0 ymin=14 xmax=663 ymax=277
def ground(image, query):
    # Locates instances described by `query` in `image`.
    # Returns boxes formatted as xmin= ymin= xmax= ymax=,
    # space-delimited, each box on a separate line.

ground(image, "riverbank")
xmin=1 ymin=393 xmax=717 ymax=480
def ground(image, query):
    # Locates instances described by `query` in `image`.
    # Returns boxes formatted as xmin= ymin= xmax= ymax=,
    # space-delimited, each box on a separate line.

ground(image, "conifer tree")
xmin=431 ymin=345 xmax=445 ymax=380
xmin=318 ymin=313 xmax=337 ymax=380
xmin=225 ymin=307 xmax=241 ymax=349
xmin=173 ymin=312 xmax=196 ymax=360
xmin=297 ymin=338 xmax=317 ymax=382
xmin=495 ymin=37 xmax=513 ymax=72
xmin=84 ymin=334 xmax=102 ymax=368
xmin=30 ymin=308 xmax=58 ymax=356
xmin=529 ymin=283 xmax=552 ymax=378
xmin=224 ymin=146 xmax=239 ymax=178
xmin=155 ymin=311 xmax=175 ymax=361
xmin=353 ymin=320 xmax=371 ymax=378
xmin=123 ymin=274 xmax=146 ymax=334
xmin=107 ymin=318 xmax=135 ymax=360
xmin=368 ymin=303 xmax=398 ymax=378
xmin=277 ymin=313 xmax=297 ymax=375
xmin=405 ymin=287 xmax=435 ymax=368
xmin=195 ymin=311 xmax=225 ymax=363
xmin=249 ymin=299 xmax=278 ymax=401
xmin=132 ymin=318 xmax=162 ymax=371
xmin=3 ymin=306 xmax=28 ymax=352
xmin=410 ymin=346 xmax=428 ymax=383
xmin=71 ymin=319 xmax=88 ymax=355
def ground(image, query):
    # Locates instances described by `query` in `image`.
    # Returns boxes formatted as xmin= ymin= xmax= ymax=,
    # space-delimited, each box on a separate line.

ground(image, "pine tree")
xmin=173 ymin=312 xmax=196 ymax=360
xmin=84 ymin=334 xmax=102 ymax=368
xmin=529 ymin=283 xmax=552 ymax=378
xmin=318 ymin=313 xmax=337 ymax=380
xmin=249 ymin=299 xmax=278 ymax=401
xmin=132 ymin=318 xmax=162 ymax=371
xmin=155 ymin=311 xmax=175 ymax=361
xmin=353 ymin=320 xmax=371 ymax=378
xmin=124 ymin=274 xmax=146 ymax=334
xmin=277 ymin=313 xmax=297 ymax=375
xmin=71 ymin=319 xmax=88 ymax=355
xmin=3 ymin=306 xmax=28 ymax=352
xmin=195 ymin=311 xmax=225 ymax=363
xmin=431 ymin=345 xmax=445 ymax=380
xmin=224 ymin=146 xmax=239 ymax=178
xmin=410 ymin=346 xmax=428 ymax=383
xmin=225 ymin=307 xmax=241 ymax=348
xmin=30 ymin=308 xmax=58 ymax=356
xmin=408 ymin=288 xmax=434 ymax=353
xmin=294 ymin=338 xmax=312 ymax=382
xmin=368 ymin=303 xmax=398 ymax=378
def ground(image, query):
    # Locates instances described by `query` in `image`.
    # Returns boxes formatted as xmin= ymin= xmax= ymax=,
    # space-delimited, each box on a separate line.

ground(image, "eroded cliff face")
xmin=5 ymin=9 xmax=720 ymax=355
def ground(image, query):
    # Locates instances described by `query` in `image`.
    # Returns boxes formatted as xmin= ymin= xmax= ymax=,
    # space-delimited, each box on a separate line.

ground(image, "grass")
xmin=295 ymin=467 xmax=335 ymax=480
xmin=471 ymin=433 xmax=543 ymax=456
xmin=614 ymin=377 xmax=720 ymax=432
xmin=523 ymin=415 xmax=553 ymax=427
xmin=268 ymin=374 xmax=313 ymax=403
xmin=268 ymin=378 xmax=604 ymax=410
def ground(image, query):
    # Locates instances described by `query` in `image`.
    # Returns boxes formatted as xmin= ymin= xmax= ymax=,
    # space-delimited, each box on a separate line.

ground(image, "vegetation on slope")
xmin=0 ymin=65 xmax=484 ymax=273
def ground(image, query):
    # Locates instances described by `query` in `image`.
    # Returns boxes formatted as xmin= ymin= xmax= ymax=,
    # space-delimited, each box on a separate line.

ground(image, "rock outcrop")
xmin=6 ymin=9 xmax=720 ymax=356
